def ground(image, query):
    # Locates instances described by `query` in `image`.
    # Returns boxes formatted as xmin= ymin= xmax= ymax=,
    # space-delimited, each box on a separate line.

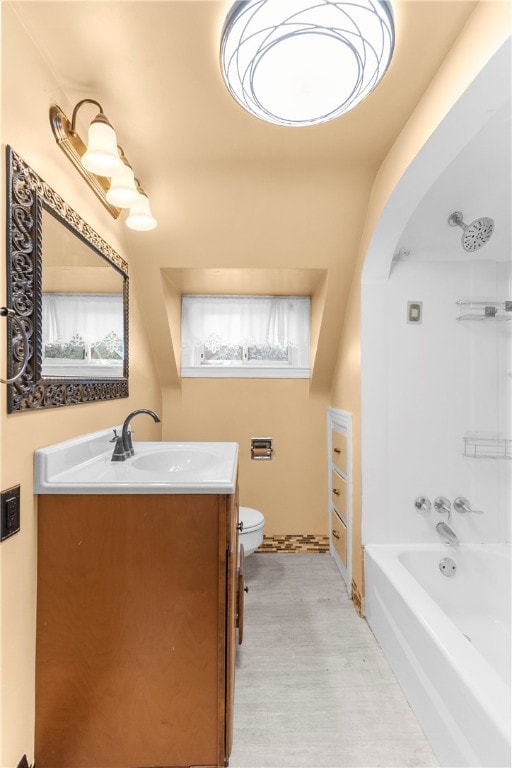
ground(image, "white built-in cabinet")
xmin=328 ymin=407 xmax=352 ymax=595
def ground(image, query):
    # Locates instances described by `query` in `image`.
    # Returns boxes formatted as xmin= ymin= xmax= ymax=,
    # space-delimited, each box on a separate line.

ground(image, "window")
xmin=181 ymin=295 xmax=310 ymax=378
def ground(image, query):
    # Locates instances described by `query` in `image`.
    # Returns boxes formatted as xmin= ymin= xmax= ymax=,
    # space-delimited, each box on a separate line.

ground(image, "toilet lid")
xmin=239 ymin=506 xmax=264 ymax=532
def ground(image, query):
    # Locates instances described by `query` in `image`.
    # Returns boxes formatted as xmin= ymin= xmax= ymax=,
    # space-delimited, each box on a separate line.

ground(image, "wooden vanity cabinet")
xmin=35 ymin=490 xmax=240 ymax=768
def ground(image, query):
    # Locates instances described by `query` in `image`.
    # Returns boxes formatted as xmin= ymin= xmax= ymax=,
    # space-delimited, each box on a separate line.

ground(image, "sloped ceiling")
xmin=394 ymin=100 xmax=511 ymax=262
xmin=9 ymin=0 xmax=480 ymax=389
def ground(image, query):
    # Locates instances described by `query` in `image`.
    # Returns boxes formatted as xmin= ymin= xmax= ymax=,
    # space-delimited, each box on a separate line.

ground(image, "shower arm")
xmin=448 ymin=211 xmax=465 ymax=230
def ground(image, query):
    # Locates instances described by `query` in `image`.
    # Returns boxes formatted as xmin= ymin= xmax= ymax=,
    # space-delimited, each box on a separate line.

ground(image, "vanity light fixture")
xmin=126 ymin=184 xmax=158 ymax=231
xmin=78 ymin=102 xmax=124 ymax=176
xmin=106 ymin=153 xmax=139 ymax=208
xmin=220 ymin=0 xmax=395 ymax=127
xmin=50 ymin=100 xmax=156 ymax=229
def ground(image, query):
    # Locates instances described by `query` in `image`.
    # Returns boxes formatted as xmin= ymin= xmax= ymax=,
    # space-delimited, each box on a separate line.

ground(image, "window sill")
xmin=42 ymin=359 xmax=124 ymax=378
xmin=181 ymin=367 xmax=310 ymax=379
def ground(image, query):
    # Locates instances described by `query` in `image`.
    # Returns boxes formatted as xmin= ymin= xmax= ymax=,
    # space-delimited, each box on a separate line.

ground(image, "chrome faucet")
xmin=110 ymin=408 xmax=161 ymax=461
xmin=434 ymin=496 xmax=451 ymax=520
xmin=454 ymin=496 xmax=484 ymax=514
xmin=414 ymin=496 xmax=431 ymax=512
xmin=436 ymin=521 xmax=458 ymax=546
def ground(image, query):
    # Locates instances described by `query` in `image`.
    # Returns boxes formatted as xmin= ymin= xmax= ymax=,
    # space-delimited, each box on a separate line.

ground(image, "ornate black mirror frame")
xmin=5 ymin=146 xmax=129 ymax=412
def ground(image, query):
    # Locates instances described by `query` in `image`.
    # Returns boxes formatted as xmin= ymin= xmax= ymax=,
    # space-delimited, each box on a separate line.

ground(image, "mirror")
xmin=41 ymin=209 xmax=125 ymax=379
xmin=5 ymin=146 xmax=129 ymax=412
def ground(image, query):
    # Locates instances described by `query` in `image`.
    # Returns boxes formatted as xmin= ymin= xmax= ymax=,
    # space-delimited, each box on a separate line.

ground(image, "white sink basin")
xmin=131 ymin=448 xmax=219 ymax=474
xmin=34 ymin=428 xmax=238 ymax=495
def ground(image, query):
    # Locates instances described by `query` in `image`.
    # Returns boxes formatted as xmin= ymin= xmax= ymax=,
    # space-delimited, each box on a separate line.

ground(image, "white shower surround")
xmin=364 ymin=257 xmax=511 ymax=545
xmin=361 ymin=39 xmax=511 ymax=768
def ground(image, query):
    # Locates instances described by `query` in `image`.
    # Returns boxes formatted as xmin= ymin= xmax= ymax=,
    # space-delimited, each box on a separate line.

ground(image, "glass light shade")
xmin=81 ymin=116 xmax=124 ymax=176
xmin=106 ymin=163 xmax=139 ymax=207
xmin=221 ymin=0 xmax=395 ymax=127
xmin=126 ymin=191 xmax=157 ymax=231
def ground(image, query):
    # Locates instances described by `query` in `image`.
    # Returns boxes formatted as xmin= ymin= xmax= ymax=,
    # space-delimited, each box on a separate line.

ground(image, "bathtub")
xmin=364 ymin=543 xmax=511 ymax=768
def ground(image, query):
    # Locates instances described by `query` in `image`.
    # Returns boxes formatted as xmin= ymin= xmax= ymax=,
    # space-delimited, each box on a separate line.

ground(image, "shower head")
xmin=448 ymin=211 xmax=494 ymax=252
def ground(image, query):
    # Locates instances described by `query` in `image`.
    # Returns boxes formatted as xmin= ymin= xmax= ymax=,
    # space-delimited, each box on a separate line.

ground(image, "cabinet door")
xmin=332 ymin=429 xmax=347 ymax=474
xmin=331 ymin=468 xmax=347 ymax=517
xmin=224 ymin=488 xmax=239 ymax=761
xmin=331 ymin=509 xmax=347 ymax=566
xmin=36 ymin=494 xmax=223 ymax=768
xmin=237 ymin=544 xmax=246 ymax=645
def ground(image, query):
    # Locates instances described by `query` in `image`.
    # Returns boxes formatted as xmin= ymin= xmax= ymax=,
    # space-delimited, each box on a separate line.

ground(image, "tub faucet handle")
xmin=434 ymin=496 xmax=451 ymax=520
xmin=414 ymin=496 xmax=431 ymax=512
xmin=454 ymin=497 xmax=483 ymax=514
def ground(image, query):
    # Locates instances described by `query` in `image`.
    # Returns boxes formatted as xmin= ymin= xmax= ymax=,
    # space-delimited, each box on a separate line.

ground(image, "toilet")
xmin=239 ymin=506 xmax=265 ymax=556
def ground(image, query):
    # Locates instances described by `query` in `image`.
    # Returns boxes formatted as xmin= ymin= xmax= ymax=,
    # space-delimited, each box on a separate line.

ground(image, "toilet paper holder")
xmin=251 ymin=438 xmax=273 ymax=460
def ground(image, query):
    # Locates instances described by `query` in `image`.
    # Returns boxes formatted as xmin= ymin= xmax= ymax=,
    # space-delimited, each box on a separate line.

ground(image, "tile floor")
xmin=229 ymin=554 xmax=439 ymax=768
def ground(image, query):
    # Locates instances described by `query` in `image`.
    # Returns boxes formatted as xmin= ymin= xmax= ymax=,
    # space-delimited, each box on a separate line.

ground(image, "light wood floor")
xmin=229 ymin=553 xmax=439 ymax=768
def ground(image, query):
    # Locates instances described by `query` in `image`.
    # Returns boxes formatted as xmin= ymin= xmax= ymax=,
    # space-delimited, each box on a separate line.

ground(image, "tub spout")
xmin=436 ymin=521 xmax=458 ymax=546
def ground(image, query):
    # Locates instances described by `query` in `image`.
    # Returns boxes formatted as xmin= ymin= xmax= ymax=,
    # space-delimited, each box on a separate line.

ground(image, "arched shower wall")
xmin=330 ymin=4 xmax=511 ymax=602
xmin=361 ymin=36 xmax=511 ymax=547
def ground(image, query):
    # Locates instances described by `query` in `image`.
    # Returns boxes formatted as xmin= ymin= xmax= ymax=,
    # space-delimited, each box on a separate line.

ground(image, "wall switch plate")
xmin=407 ymin=301 xmax=423 ymax=324
xmin=1 ymin=484 xmax=20 ymax=541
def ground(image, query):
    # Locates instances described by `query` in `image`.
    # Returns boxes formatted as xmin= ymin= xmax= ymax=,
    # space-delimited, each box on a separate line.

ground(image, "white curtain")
xmin=181 ymin=295 xmax=310 ymax=370
xmin=42 ymin=293 xmax=123 ymax=347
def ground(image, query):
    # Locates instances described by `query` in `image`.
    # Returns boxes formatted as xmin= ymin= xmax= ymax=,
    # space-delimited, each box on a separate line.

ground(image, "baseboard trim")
xmin=352 ymin=579 xmax=365 ymax=617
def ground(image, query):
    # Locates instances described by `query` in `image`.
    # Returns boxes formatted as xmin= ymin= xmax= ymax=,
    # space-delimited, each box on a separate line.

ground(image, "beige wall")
xmin=158 ymin=270 xmax=332 ymax=536
xmin=164 ymin=379 xmax=330 ymax=535
xmin=131 ymin=162 xmax=375 ymax=543
xmin=0 ymin=7 xmax=161 ymax=765
xmin=330 ymin=0 xmax=511 ymax=609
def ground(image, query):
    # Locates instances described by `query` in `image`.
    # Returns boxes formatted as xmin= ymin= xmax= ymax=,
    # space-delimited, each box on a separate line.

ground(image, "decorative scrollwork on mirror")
xmin=5 ymin=146 xmax=129 ymax=412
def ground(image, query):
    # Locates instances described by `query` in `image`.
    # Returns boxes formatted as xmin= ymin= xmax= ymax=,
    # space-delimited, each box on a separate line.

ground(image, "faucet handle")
xmin=125 ymin=429 xmax=134 ymax=457
xmin=414 ymin=496 xmax=431 ymax=512
xmin=110 ymin=432 xmax=129 ymax=461
xmin=434 ymin=496 xmax=451 ymax=520
xmin=454 ymin=496 xmax=483 ymax=514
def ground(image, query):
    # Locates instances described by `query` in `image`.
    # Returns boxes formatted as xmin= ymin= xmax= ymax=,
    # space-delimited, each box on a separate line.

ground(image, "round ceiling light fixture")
xmin=220 ymin=0 xmax=395 ymax=127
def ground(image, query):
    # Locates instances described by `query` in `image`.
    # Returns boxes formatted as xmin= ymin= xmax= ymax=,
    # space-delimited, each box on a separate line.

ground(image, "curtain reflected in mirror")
xmin=42 ymin=293 xmax=124 ymax=377
xmin=41 ymin=209 xmax=124 ymax=378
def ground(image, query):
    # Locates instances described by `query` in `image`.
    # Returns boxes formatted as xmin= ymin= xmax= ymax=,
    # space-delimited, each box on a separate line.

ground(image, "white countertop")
xmin=34 ymin=427 xmax=239 ymax=494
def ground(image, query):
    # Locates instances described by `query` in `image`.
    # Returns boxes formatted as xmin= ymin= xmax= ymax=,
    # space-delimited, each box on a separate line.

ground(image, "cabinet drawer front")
xmin=331 ymin=510 xmax=347 ymax=566
xmin=331 ymin=469 xmax=347 ymax=514
xmin=332 ymin=430 xmax=347 ymax=473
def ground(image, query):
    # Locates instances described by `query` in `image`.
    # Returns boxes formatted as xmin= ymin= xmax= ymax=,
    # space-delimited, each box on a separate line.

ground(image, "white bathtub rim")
xmin=366 ymin=541 xmax=509 ymax=556
xmin=364 ymin=542 xmax=511 ymax=744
